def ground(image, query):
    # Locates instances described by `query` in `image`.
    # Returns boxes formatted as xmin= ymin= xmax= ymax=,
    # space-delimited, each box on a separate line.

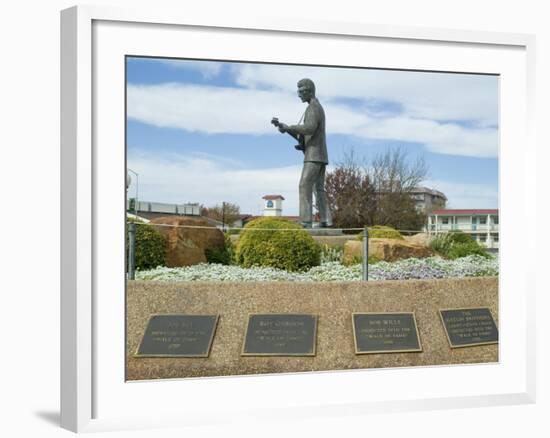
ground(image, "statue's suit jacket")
xmin=289 ymin=97 xmax=328 ymax=164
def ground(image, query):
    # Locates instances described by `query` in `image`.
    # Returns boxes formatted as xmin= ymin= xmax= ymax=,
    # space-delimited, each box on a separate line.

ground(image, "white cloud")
xmin=357 ymin=117 xmax=496 ymax=157
xmin=127 ymin=83 xmax=303 ymax=135
xmin=426 ymin=179 xmax=498 ymax=209
xmin=232 ymin=64 xmax=498 ymax=127
xmin=126 ymin=151 xmax=498 ymax=216
xmin=127 ymin=151 xmax=302 ymax=216
xmin=161 ymin=59 xmax=224 ymax=78
xmin=127 ymin=82 xmax=498 ymax=157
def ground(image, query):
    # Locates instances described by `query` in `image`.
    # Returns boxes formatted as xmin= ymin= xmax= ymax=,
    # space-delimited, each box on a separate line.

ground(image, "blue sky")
xmin=126 ymin=57 xmax=499 ymax=216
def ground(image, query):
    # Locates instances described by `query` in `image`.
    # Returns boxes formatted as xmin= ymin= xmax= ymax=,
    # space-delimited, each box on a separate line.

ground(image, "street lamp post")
xmin=127 ymin=168 xmax=139 ymax=216
xmin=222 ymin=201 xmax=226 ymax=232
xmin=126 ymin=168 xmax=139 ymax=280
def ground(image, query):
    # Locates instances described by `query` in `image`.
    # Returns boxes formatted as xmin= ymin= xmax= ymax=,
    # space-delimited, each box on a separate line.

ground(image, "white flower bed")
xmin=135 ymin=255 xmax=498 ymax=282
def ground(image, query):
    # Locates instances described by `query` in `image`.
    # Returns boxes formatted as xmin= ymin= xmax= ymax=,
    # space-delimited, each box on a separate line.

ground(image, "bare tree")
xmin=203 ymin=202 xmax=241 ymax=226
xmin=325 ymin=150 xmax=376 ymax=229
xmin=369 ymin=147 xmax=428 ymax=229
xmin=325 ymin=149 xmax=375 ymax=228
xmin=325 ymin=147 xmax=428 ymax=231
xmin=370 ymin=147 xmax=428 ymax=193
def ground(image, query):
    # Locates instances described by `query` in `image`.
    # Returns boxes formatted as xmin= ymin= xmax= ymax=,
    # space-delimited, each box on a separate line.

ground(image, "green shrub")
xmin=205 ymin=233 xmax=235 ymax=265
xmin=429 ymin=231 xmax=489 ymax=259
xmin=127 ymin=219 xmax=167 ymax=270
xmin=320 ymin=244 xmax=344 ymax=264
xmin=368 ymin=255 xmax=382 ymax=265
xmin=356 ymin=225 xmax=404 ymax=240
xmin=235 ymin=217 xmax=321 ymax=272
xmin=444 ymin=230 xmax=474 ymax=244
xmin=344 ymin=254 xmax=381 ymax=266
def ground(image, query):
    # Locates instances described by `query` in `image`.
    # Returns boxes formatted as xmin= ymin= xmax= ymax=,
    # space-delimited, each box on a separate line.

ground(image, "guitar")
xmin=271 ymin=117 xmax=305 ymax=152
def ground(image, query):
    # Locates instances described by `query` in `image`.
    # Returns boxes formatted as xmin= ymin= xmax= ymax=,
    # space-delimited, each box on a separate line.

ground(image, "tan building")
xmin=410 ymin=186 xmax=447 ymax=211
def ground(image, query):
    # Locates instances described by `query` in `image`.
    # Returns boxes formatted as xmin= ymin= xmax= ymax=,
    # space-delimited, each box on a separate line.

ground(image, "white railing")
xmin=430 ymin=224 xmax=498 ymax=232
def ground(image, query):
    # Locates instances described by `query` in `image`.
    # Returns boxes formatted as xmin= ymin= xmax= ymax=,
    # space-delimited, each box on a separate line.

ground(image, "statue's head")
xmin=297 ymin=78 xmax=315 ymax=102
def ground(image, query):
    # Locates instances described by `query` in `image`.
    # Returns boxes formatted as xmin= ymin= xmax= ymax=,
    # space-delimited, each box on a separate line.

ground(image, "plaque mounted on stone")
xmin=135 ymin=314 xmax=219 ymax=358
xmin=242 ymin=314 xmax=317 ymax=356
xmin=352 ymin=312 xmax=422 ymax=354
xmin=439 ymin=307 xmax=498 ymax=348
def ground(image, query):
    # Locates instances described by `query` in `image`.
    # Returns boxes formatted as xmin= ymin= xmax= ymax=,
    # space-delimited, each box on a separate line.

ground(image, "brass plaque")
xmin=242 ymin=314 xmax=317 ymax=356
xmin=352 ymin=312 xmax=422 ymax=354
xmin=135 ymin=314 xmax=219 ymax=357
xmin=439 ymin=308 xmax=498 ymax=348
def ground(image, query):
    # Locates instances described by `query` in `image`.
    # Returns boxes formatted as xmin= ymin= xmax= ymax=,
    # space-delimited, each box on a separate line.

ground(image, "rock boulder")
xmin=149 ymin=216 xmax=225 ymax=267
xmin=404 ymin=232 xmax=432 ymax=247
xmin=343 ymin=238 xmax=434 ymax=263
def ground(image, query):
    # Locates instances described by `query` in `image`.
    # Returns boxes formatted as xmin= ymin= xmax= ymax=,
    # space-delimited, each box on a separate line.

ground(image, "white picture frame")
xmin=60 ymin=5 xmax=536 ymax=433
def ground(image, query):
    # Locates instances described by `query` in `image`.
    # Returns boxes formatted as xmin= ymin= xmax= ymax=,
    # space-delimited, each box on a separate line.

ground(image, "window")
xmin=442 ymin=217 xmax=449 ymax=224
xmin=479 ymin=235 xmax=487 ymax=242
xmin=479 ymin=216 xmax=487 ymax=224
xmin=493 ymin=234 xmax=499 ymax=242
xmin=493 ymin=216 xmax=499 ymax=225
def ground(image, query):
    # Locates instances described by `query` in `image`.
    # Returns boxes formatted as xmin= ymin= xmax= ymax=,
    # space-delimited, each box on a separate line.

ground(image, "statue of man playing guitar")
xmin=271 ymin=78 xmax=332 ymax=228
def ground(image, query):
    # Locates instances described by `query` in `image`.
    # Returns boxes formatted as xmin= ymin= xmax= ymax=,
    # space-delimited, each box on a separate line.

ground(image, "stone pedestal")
xmin=127 ymin=277 xmax=498 ymax=381
xmin=306 ymin=227 xmax=344 ymax=236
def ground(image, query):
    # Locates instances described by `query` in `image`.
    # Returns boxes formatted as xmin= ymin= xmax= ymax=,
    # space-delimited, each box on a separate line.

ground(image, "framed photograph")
xmin=61 ymin=5 xmax=536 ymax=433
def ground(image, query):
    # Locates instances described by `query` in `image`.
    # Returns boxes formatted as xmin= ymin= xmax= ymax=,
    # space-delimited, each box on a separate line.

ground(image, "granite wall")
xmin=126 ymin=277 xmax=498 ymax=381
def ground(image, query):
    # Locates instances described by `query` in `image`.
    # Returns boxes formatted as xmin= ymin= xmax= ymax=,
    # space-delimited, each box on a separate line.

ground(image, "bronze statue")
xmin=272 ymin=78 xmax=332 ymax=228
